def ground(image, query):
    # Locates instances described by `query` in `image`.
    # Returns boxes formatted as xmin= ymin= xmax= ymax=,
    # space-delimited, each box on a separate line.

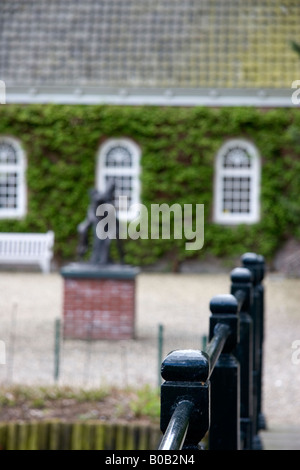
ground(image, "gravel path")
xmin=0 ymin=270 xmax=299 ymax=429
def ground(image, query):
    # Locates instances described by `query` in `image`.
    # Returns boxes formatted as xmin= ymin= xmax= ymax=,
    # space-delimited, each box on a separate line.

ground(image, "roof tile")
xmin=0 ymin=0 xmax=299 ymax=89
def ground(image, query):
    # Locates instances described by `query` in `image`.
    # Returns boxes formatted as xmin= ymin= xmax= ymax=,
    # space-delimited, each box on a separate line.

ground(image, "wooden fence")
xmin=0 ymin=420 xmax=161 ymax=450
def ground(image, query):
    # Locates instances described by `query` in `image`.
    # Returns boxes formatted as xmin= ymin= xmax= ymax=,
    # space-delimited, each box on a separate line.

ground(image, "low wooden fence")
xmin=0 ymin=420 xmax=161 ymax=450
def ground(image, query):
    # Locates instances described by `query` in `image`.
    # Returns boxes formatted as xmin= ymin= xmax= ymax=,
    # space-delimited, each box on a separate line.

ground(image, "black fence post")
xmin=230 ymin=267 xmax=254 ymax=449
xmin=159 ymin=349 xmax=210 ymax=450
xmin=256 ymin=255 xmax=266 ymax=432
xmin=241 ymin=253 xmax=266 ymax=447
xmin=208 ymin=294 xmax=240 ymax=450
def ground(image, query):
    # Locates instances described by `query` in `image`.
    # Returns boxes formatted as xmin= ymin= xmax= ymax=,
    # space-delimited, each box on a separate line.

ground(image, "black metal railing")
xmin=158 ymin=252 xmax=266 ymax=451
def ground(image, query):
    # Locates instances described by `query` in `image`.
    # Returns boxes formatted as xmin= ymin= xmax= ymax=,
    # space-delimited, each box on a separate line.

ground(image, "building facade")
xmin=0 ymin=1 xmax=299 ymax=270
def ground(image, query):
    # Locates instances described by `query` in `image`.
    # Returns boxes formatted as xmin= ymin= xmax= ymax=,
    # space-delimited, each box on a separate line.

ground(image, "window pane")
xmin=105 ymin=175 xmax=133 ymax=209
xmin=222 ymin=177 xmax=251 ymax=214
xmin=0 ymin=142 xmax=19 ymax=164
xmin=0 ymin=171 xmax=18 ymax=209
xmin=105 ymin=146 xmax=132 ymax=167
xmin=223 ymin=147 xmax=251 ymax=168
xmin=0 ymin=142 xmax=18 ymax=164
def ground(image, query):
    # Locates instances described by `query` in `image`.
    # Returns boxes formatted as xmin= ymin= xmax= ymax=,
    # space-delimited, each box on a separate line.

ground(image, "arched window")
xmin=96 ymin=138 xmax=141 ymax=220
xmin=0 ymin=137 xmax=26 ymax=218
xmin=214 ymin=139 xmax=260 ymax=224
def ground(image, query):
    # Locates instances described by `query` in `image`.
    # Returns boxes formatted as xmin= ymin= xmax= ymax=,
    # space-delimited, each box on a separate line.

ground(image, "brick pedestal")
xmin=61 ymin=263 xmax=139 ymax=340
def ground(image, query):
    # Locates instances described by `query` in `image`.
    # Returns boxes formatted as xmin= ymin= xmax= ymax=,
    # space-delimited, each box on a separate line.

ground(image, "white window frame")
xmin=96 ymin=138 xmax=141 ymax=221
xmin=0 ymin=137 xmax=27 ymax=219
xmin=214 ymin=139 xmax=260 ymax=225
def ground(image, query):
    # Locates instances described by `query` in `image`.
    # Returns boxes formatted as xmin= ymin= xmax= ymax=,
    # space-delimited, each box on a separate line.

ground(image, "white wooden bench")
xmin=0 ymin=231 xmax=55 ymax=273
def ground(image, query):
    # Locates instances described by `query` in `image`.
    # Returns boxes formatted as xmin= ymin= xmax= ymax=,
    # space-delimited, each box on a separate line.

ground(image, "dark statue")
xmin=77 ymin=181 xmax=124 ymax=265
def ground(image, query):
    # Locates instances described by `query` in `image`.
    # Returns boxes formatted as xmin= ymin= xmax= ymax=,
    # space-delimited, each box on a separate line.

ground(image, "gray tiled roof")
xmin=0 ymin=0 xmax=299 ymax=90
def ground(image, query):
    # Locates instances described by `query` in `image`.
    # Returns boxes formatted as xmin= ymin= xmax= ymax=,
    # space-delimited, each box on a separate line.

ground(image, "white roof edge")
xmin=4 ymin=86 xmax=297 ymax=107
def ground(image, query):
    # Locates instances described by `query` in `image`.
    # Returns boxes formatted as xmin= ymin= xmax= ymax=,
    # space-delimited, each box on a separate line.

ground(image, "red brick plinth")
xmin=61 ymin=263 xmax=139 ymax=340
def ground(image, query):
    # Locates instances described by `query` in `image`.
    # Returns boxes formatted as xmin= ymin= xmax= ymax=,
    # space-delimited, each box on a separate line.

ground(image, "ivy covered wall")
xmin=0 ymin=104 xmax=299 ymax=268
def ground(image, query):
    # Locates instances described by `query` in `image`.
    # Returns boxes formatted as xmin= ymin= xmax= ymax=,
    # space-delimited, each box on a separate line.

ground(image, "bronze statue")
xmin=77 ymin=181 xmax=124 ymax=265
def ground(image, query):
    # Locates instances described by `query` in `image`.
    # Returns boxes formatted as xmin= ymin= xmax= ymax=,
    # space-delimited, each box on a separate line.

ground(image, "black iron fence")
xmin=159 ymin=252 xmax=266 ymax=451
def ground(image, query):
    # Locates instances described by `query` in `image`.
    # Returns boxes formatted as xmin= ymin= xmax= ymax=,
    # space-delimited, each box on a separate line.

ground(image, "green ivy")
xmin=0 ymin=104 xmax=299 ymax=267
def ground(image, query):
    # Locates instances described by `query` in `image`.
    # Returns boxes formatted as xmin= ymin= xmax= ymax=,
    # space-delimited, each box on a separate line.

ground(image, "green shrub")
xmin=129 ymin=385 xmax=160 ymax=421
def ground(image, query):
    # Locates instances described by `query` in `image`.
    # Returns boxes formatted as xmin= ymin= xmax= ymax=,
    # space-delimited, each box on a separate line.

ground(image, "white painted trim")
xmin=214 ymin=139 xmax=261 ymax=225
xmin=0 ymin=136 xmax=27 ymax=219
xmin=96 ymin=138 xmax=141 ymax=221
xmin=5 ymin=87 xmax=296 ymax=107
